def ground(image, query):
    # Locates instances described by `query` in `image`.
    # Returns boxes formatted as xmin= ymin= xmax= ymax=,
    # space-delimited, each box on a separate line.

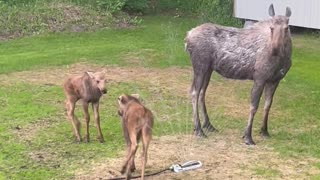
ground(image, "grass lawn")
xmin=0 ymin=16 xmax=319 ymax=179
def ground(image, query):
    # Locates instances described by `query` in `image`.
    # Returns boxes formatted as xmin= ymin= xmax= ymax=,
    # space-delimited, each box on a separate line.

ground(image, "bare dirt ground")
xmin=75 ymin=132 xmax=320 ymax=180
xmin=2 ymin=63 xmax=319 ymax=179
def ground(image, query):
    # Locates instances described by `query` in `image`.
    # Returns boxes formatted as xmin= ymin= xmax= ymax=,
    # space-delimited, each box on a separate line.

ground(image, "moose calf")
xmin=117 ymin=94 xmax=154 ymax=180
xmin=63 ymin=71 xmax=107 ymax=143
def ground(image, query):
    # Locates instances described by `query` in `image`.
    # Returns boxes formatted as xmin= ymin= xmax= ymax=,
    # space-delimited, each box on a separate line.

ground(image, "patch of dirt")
xmin=14 ymin=117 xmax=61 ymax=144
xmin=74 ymin=131 xmax=320 ymax=180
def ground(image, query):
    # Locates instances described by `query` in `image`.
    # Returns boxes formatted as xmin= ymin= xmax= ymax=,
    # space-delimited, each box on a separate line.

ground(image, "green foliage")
xmin=152 ymin=0 xmax=242 ymax=26
xmin=155 ymin=0 xmax=194 ymax=12
xmin=96 ymin=0 xmax=126 ymax=13
xmin=0 ymin=1 xmax=113 ymax=39
xmin=194 ymin=0 xmax=242 ymax=26
xmin=0 ymin=0 xmax=143 ymax=40
xmin=123 ymin=0 xmax=148 ymax=12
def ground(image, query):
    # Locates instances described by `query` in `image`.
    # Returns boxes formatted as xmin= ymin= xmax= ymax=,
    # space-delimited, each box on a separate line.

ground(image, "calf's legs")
xmin=83 ymin=102 xmax=90 ymax=143
xmin=66 ymin=99 xmax=81 ymax=142
xmin=92 ymin=102 xmax=104 ymax=143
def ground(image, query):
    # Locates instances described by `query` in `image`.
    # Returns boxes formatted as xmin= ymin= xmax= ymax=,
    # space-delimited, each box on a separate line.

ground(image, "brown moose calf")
xmin=63 ymin=71 xmax=107 ymax=143
xmin=117 ymin=94 xmax=154 ymax=180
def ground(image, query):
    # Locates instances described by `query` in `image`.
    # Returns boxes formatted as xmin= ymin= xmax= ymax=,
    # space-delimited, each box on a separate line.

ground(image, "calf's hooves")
xmin=98 ymin=137 xmax=104 ymax=143
xmin=84 ymin=137 xmax=90 ymax=143
xmin=120 ymin=166 xmax=126 ymax=175
xmin=74 ymin=137 xmax=82 ymax=143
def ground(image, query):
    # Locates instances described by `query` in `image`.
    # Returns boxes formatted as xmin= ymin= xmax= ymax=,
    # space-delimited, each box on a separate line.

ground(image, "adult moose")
xmin=185 ymin=4 xmax=292 ymax=145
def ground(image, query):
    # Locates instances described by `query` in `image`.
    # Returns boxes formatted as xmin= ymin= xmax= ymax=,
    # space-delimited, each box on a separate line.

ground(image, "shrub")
xmin=150 ymin=0 xmax=242 ymax=27
xmin=96 ymin=0 xmax=126 ymax=13
xmin=0 ymin=2 xmax=115 ymax=40
xmin=194 ymin=0 xmax=242 ymax=27
xmin=124 ymin=0 xmax=148 ymax=12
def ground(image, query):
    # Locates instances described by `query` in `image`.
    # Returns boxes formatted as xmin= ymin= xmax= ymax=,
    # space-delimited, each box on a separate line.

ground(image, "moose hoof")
xmin=203 ymin=124 xmax=217 ymax=132
xmin=194 ymin=129 xmax=207 ymax=138
xmin=120 ymin=166 xmax=126 ymax=175
xmin=243 ymin=136 xmax=256 ymax=145
xmin=130 ymin=166 xmax=136 ymax=173
xmin=84 ymin=136 xmax=90 ymax=143
xmin=97 ymin=137 xmax=104 ymax=143
xmin=74 ymin=137 xmax=82 ymax=143
xmin=260 ymin=130 xmax=270 ymax=139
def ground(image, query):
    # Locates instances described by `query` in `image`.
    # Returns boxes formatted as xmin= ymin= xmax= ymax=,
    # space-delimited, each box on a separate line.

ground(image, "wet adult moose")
xmin=185 ymin=4 xmax=292 ymax=145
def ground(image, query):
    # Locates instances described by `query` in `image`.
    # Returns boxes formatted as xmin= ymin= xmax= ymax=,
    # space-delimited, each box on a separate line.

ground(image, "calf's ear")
xmin=120 ymin=95 xmax=127 ymax=104
xmin=131 ymin=94 xmax=140 ymax=99
xmin=86 ymin=71 xmax=95 ymax=79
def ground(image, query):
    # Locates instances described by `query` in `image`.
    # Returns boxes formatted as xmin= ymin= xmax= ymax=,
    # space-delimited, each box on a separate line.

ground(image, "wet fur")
xmin=185 ymin=4 xmax=292 ymax=145
xmin=118 ymin=94 xmax=154 ymax=180
xmin=63 ymin=71 xmax=107 ymax=143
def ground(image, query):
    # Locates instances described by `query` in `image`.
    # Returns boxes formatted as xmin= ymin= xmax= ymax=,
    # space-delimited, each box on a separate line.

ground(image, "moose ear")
xmin=120 ymin=95 xmax=127 ymax=104
xmin=285 ymin=7 xmax=291 ymax=17
xmin=131 ymin=94 xmax=140 ymax=99
xmin=86 ymin=71 xmax=95 ymax=79
xmin=269 ymin=4 xmax=275 ymax=17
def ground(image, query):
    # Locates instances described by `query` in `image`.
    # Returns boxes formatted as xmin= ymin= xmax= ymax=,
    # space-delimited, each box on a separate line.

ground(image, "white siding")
xmin=234 ymin=0 xmax=320 ymax=29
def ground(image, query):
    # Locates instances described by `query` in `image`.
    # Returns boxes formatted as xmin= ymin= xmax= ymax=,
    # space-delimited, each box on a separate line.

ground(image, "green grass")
xmin=0 ymin=16 xmax=320 ymax=179
xmin=0 ymin=16 xmax=196 ymax=74
xmin=0 ymin=81 xmax=196 ymax=179
xmin=253 ymin=166 xmax=281 ymax=178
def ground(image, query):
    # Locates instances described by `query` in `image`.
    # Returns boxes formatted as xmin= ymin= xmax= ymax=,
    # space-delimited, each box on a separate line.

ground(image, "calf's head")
xmin=268 ymin=4 xmax=292 ymax=56
xmin=86 ymin=71 xmax=107 ymax=94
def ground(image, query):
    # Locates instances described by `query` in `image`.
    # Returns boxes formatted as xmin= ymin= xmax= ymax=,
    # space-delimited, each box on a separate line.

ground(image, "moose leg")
xmin=92 ymin=102 xmax=104 ymax=143
xmin=191 ymin=73 xmax=206 ymax=137
xmin=244 ymin=81 xmax=265 ymax=145
xmin=121 ymin=137 xmax=132 ymax=174
xmin=141 ymin=127 xmax=151 ymax=180
xmin=200 ymin=70 xmax=216 ymax=132
xmin=83 ymin=102 xmax=90 ymax=143
xmin=260 ymin=81 xmax=280 ymax=138
xmin=66 ymin=99 xmax=81 ymax=142
xmin=120 ymin=125 xmax=135 ymax=174
xmin=125 ymin=132 xmax=138 ymax=180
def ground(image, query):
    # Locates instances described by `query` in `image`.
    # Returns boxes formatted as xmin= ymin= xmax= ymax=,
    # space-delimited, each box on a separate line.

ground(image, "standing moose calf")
xmin=63 ymin=71 xmax=107 ymax=143
xmin=117 ymin=94 xmax=154 ymax=180
xmin=185 ymin=4 xmax=292 ymax=145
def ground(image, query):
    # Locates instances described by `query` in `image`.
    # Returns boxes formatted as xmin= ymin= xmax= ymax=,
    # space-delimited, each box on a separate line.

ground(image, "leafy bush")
xmin=150 ymin=0 xmax=242 ymax=27
xmin=194 ymin=0 xmax=242 ymax=26
xmin=0 ymin=2 xmax=114 ymax=40
xmin=96 ymin=0 xmax=126 ymax=13
xmin=124 ymin=0 xmax=148 ymax=12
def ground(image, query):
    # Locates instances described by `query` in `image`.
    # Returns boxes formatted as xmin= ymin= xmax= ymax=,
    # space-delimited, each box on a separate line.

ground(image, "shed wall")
xmin=234 ymin=0 xmax=320 ymax=29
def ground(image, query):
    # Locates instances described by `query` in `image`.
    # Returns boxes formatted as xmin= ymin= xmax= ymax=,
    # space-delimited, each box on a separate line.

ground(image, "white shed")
xmin=234 ymin=0 xmax=320 ymax=29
